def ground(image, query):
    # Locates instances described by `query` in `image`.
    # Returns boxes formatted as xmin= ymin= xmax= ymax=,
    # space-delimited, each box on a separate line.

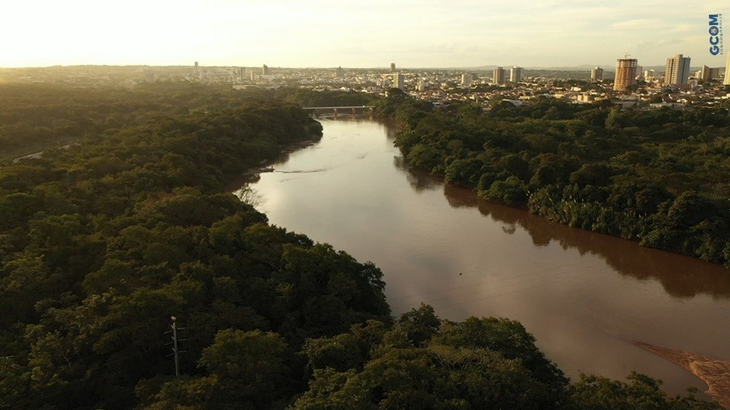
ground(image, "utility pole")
xmin=166 ymin=316 xmax=185 ymax=377
xmin=172 ymin=316 xmax=179 ymax=377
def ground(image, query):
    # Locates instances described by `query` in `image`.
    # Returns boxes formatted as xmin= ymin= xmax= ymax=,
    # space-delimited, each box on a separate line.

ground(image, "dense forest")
xmin=382 ymin=91 xmax=730 ymax=268
xmin=0 ymin=83 xmax=374 ymax=162
xmin=0 ymin=84 xmax=388 ymax=409
xmin=0 ymin=83 xmax=722 ymax=409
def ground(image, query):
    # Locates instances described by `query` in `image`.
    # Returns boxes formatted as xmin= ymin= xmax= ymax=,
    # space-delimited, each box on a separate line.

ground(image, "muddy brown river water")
xmin=232 ymin=118 xmax=730 ymax=400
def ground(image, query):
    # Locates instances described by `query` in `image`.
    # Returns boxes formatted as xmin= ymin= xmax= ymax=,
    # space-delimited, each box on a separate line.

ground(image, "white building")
xmin=493 ymin=67 xmax=506 ymax=85
xmin=461 ymin=73 xmax=473 ymax=87
xmin=664 ymin=54 xmax=691 ymax=85
xmin=590 ymin=67 xmax=603 ymax=81
xmin=510 ymin=66 xmax=523 ymax=83
xmin=393 ymin=73 xmax=404 ymax=89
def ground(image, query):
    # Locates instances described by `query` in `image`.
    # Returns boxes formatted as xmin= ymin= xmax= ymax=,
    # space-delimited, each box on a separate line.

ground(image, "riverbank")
xmin=389 ymin=99 xmax=730 ymax=269
xmin=224 ymin=137 xmax=322 ymax=192
xmin=238 ymin=118 xmax=730 ymax=398
xmin=632 ymin=341 xmax=730 ymax=408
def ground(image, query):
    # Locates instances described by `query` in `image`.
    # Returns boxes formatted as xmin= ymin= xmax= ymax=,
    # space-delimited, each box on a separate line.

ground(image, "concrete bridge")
xmin=302 ymin=105 xmax=375 ymax=118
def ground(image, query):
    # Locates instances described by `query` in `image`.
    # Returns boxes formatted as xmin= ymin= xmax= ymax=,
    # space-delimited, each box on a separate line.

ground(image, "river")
xmin=232 ymin=118 xmax=730 ymax=397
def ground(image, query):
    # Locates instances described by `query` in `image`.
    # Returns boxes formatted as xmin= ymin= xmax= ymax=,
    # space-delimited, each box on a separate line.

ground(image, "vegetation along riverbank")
xmin=377 ymin=89 xmax=730 ymax=269
xmin=0 ymin=83 xmax=724 ymax=408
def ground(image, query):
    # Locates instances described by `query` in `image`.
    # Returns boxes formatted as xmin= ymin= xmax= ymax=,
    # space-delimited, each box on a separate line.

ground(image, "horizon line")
xmin=1 ymin=63 xmax=722 ymax=71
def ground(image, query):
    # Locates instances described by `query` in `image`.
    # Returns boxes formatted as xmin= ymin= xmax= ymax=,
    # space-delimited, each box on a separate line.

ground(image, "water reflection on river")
xmin=232 ymin=118 xmax=730 ymax=396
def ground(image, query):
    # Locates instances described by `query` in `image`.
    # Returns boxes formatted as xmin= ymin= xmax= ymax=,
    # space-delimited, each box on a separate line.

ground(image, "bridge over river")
xmin=302 ymin=105 xmax=374 ymax=118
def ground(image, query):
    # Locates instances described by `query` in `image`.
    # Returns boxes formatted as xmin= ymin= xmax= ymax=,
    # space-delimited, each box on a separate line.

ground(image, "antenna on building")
xmin=624 ymin=53 xmax=631 ymax=59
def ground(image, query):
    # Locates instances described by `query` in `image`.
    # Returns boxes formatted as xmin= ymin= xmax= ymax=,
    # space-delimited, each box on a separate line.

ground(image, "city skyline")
xmin=1 ymin=0 xmax=727 ymax=69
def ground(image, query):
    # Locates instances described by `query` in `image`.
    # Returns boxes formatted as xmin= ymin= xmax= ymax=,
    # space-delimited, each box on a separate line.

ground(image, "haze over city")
xmin=2 ymin=0 xmax=727 ymax=68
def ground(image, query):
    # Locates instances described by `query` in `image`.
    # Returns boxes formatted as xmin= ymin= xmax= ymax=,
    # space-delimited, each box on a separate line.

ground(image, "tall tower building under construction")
xmin=613 ymin=58 xmax=637 ymax=91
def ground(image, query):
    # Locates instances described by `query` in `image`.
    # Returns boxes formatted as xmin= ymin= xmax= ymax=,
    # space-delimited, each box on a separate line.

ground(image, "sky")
xmin=2 ymin=0 xmax=728 ymax=69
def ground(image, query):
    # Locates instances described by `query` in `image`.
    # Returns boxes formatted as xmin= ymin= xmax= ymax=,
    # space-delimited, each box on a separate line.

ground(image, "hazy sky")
xmin=3 ymin=0 xmax=727 ymax=68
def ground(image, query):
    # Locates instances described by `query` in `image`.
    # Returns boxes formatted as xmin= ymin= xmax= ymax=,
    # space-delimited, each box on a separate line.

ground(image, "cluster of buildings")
xmin=338 ymin=56 xmax=730 ymax=110
xmin=3 ymin=56 xmax=729 ymax=111
xmin=491 ymin=66 xmax=523 ymax=84
xmin=234 ymin=53 xmax=728 ymax=100
xmin=604 ymin=53 xmax=730 ymax=91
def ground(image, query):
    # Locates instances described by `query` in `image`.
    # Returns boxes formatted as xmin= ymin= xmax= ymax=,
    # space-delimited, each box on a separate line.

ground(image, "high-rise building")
xmin=461 ymin=73 xmax=473 ymax=87
xmin=591 ymin=66 xmax=603 ymax=81
xmin=613 ymin=58 xmax=638 ymax=91
xmin=493 ymin=67 xmax=506 ymax=85
xmin=336 ymin=66 xmax=344 ymax=78
xmin=700 ymin=65 xmax=721 ymax=81
xmin=262 ymin=64 xmax=269 ymax=75
xmin=393 ymin=72 xmax=404 ymax=89
xmin=390 ymin=63 xmax=396 ymax=72
xmin=664 ymin=54 xmax=691 ymax=85
xmin=510 ymin=66 xmax=523 ymax=83
xmin=724 ymin=53 xmax=730 ymax=85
